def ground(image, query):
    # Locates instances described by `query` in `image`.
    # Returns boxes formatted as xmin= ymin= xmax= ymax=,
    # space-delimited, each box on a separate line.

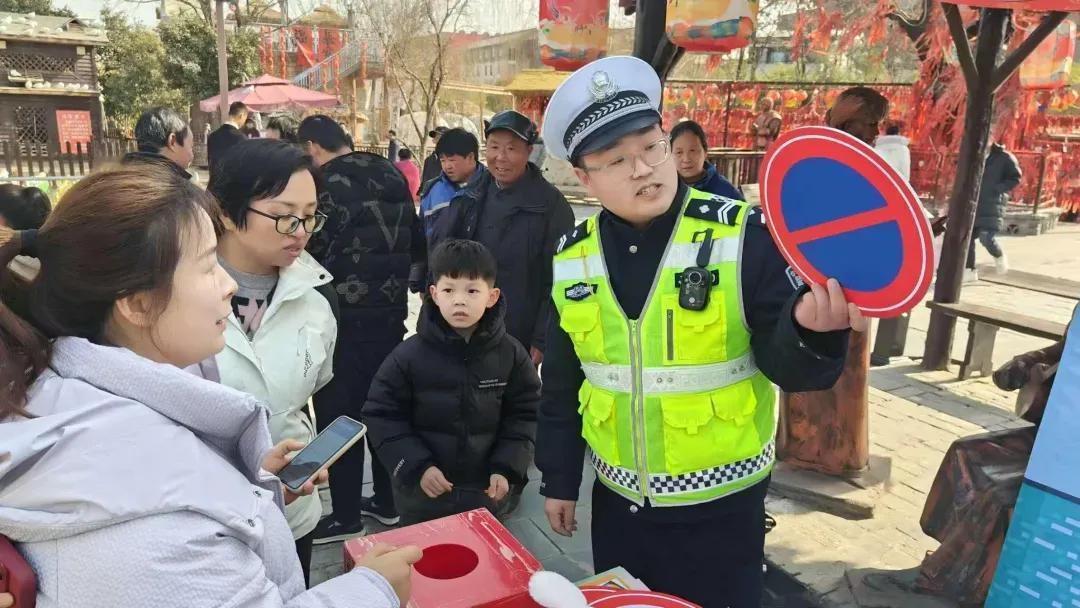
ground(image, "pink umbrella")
xmin=199 ymin=74 xmax=340 ymax=113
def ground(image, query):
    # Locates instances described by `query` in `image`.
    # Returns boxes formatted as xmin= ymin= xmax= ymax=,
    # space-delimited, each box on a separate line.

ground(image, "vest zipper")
xmin=666 ymin=310 xmax=674 ymax=361
xmin=629 ymin=319 xmax=650 ymax=502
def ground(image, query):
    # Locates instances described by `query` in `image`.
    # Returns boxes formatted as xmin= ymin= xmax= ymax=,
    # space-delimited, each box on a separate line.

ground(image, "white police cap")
xmin=541 ymin=55 xmax=662 ymax=163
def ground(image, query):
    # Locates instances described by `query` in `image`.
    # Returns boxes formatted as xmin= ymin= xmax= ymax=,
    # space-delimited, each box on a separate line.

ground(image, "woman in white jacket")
xmin=207 ymin=139 xmax=340 ymax=583
xmin=0 ymin=165 xmax=419 ymax=607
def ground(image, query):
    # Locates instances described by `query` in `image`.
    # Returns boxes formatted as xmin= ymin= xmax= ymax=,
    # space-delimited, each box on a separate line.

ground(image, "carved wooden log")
xmin=916 ymin=427 xmax=1036 ymax=607
xmin=777 ymin=330 xmax=870 ymax=476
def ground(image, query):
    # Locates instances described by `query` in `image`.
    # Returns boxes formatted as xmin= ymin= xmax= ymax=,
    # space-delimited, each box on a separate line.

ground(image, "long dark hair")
xmin=0 ymin=164 xmax=221 ymax=418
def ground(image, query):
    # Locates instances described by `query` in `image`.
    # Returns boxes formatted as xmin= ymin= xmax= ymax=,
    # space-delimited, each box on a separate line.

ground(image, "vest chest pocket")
xmin=578 ymin=381 xmax=622 ymax=467
xmin=662 ymin=293 xmax=727 ymax=365
xmin=659 ymin=382 xmax=759 ymax=476
xmin=560 ymin=301 xmax=608 ymax=363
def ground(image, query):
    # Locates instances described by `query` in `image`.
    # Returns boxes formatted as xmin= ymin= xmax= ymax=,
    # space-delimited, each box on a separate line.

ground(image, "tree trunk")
xmin=923 ymin=10 xmax=1019 ymax=370
xmin=632 ymin=0 xmax=682 ymax=82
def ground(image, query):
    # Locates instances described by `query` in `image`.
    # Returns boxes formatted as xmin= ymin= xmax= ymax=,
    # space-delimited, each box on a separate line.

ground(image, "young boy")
xmin=363 ymin=239 xmax=541 ymax=524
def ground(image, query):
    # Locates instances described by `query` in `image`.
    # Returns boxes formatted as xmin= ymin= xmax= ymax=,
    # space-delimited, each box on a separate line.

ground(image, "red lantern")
xmin=1020 ymin=20 xmax=1075 ymax=91
xmin=666 ymin=0 xmax=757 ymax=53
xmin=539 ymin=0 xmax=609 ymax=71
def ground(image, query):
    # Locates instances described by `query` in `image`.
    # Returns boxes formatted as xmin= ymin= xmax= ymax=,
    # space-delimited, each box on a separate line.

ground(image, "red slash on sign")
xmin=759 ymin=126 xmax=934 ymax=318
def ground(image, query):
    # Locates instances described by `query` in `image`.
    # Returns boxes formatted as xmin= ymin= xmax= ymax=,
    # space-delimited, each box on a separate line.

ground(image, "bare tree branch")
xmin=943 ymin=3 xmax=978 ymax=89
xmin=992 ymin=11 xmax=1069 ymax=92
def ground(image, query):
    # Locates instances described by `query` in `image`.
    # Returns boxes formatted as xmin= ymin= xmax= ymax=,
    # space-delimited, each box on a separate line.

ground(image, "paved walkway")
xmin=310 ymin=216 xmax=1079 ymax=607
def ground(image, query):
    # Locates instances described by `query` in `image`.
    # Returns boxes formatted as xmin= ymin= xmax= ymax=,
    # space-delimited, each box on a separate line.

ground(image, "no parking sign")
xmin=759 ymin=126 xmax=934 ymax=318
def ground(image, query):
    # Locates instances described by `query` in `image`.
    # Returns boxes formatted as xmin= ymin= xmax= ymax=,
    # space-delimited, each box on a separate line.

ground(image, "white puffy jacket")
xmin=215 ymin=250 xmax=338 ymax=539
xmin=0 ymin=337 xmax=396 ymax=608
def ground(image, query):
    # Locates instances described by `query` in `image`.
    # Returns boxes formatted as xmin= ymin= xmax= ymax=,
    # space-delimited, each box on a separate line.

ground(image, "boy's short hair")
xmin=429 ymin=239 xmax=497 ymax=285
xmin=435 ymin=128 xmax=479 ymax=159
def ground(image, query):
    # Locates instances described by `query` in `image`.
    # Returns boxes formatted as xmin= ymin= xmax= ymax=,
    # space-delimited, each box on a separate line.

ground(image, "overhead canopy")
xmin=504 ymin=69 xmax=572 ymax=95
xmin=199 ymin=75 xmax=340 ymax=113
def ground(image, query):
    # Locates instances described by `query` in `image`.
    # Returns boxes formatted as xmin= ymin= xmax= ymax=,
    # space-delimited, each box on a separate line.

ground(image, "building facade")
xmin=0 ymin=12 xmax=106 ymax=156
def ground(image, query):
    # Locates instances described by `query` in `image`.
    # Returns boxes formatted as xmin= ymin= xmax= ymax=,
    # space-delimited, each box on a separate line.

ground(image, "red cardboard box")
xmin=344 ymin=509 xmax=544 ymax=608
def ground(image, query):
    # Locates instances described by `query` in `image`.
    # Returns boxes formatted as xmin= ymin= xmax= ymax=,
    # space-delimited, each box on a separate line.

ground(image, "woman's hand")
xmin=262 ymin=439 xmax=329 ymax=505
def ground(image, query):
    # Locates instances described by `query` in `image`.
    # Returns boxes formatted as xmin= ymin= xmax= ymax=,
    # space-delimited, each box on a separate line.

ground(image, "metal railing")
xmin=293 ymin=37 xmax=383 ymax=91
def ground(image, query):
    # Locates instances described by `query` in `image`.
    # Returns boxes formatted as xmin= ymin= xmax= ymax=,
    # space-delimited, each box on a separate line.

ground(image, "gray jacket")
xmin=0 ymin=337 xmax=397 ymax=608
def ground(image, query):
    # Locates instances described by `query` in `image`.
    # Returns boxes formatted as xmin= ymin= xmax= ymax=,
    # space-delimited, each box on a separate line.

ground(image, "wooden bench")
xmin=976 ymin=267 xmax=1080 ymax=300
xmin=925 ymin=301 xmax=1067 ymax=379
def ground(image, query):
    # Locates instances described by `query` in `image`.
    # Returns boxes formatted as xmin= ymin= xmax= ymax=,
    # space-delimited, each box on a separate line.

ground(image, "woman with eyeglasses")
xmin=207 ymin=138 xmax=337 ymax=585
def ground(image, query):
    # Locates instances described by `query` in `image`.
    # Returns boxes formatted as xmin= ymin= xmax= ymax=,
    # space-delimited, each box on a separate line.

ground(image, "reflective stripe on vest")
xmin=581 ymin=352 xmax=758 ymax=394
xmin=552 ymin=187 xmax=777 ymax=507
xmin=553 ymin=237 xmax=741 ymax=283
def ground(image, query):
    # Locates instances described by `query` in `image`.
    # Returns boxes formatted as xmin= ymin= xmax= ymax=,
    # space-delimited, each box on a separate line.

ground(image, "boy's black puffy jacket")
xmin=362 ymin=296 xmax=540 ymax=487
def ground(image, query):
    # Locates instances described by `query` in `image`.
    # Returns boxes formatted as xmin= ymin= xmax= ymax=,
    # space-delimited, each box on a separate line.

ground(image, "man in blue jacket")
xmin=419 ymin=128 xmax=485 ymax=238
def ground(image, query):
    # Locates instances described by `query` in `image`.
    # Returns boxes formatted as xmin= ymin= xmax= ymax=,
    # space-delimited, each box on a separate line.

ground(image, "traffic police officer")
xmin=535 ymin=56 xmax=867 ymax=607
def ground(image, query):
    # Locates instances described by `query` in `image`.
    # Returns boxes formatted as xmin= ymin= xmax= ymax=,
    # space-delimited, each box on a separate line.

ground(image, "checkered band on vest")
xmin=590 ymin=451 xmax=640 ymax=494
xmin=563 ymin=91 xmax=652 ymax=152
xmin=649 ymin=441 xmax=775 ymax=496
xmin=590 ymin=441 xmax=776 ymax=498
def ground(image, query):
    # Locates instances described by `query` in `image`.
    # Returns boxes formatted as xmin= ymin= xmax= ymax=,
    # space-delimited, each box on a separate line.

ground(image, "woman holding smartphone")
xmin=207 ymin=139 xmax=342 ymax=586
xmin=0 ymin=166 xmax=418 ymax=607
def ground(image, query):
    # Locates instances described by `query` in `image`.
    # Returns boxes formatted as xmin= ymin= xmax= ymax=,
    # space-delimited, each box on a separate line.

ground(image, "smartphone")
xmin=277 ymin=416 xmax=366 ymax=493
xmin=0 ymin=534 xmax=36 ymax=607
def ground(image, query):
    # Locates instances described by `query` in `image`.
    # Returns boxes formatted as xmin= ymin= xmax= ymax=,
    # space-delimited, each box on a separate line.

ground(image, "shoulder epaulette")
xmin=556 ymin=219 xmax=591 ymax=254
xmin=684 ymin=195 xmax=747 ymax=226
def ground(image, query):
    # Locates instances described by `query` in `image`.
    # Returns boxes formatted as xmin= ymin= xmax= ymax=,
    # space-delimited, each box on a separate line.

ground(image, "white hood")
xmin=0 ymin=337 xmax=278 ymax=543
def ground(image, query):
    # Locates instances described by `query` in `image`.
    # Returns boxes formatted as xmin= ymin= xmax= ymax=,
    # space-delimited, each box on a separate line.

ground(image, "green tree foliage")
xmin=98 ymin=10 xmax=186 ymax=129
xmin=0 ymin=0 xmax=75 ymax=18
xmin=157 ymin=14 xmax=261 ymax=103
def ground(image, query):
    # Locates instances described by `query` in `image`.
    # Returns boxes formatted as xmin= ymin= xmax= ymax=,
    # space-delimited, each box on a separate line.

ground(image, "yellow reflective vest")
xmin=551 ymin=188 xmax=776 ymax=506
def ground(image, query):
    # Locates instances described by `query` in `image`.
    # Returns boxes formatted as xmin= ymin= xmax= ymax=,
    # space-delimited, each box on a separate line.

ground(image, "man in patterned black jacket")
xmin=298 ymin=115 xmax=426 ymax=544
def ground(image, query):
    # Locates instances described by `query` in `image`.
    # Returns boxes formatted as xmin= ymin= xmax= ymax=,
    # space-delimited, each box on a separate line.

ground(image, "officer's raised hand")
xmin=794 ymin=278 xmax=868 ymax=333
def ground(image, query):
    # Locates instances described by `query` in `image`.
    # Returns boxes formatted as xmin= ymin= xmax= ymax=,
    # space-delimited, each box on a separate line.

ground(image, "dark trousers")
xmin=591 ymin=482 xmax=766 ymax=608
xmin=967 ymin=229 xmax=1004 ymax=268
xmin=314 ymin=335 xmax=400 ymax=523
xmin=295 ymin=531 xmax=314 ymax=588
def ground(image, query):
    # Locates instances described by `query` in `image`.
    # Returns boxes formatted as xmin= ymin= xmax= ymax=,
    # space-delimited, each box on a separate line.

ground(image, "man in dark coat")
xmin=122 ymin=107 xmax=194 ymax=180
xmin=420 ymin=126 xmax=449 ymax=189
xmin=298 ymin=115 xmax=427 ymax=543
xmin=969 ymin=142 xmax=1021 ymax=275
xmin=429 ymin=110 xmax=575 ymax=366
xmin=207 ymin=102 xmax=249 ymax=178
xmin=363 ymin=240 xmax=540 ymax=524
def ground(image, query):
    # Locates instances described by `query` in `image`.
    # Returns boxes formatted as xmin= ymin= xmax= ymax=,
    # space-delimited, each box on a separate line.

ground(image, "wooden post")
xmin=1033 ymin=153 xmax=1047 ymax=215
xmin=66 ymin=141 xmax=75 ymax=176
xmin=1 ymin=142 xmax=12 ymax=177
xmin=923 ymin=8 xmax=1068 ymax=370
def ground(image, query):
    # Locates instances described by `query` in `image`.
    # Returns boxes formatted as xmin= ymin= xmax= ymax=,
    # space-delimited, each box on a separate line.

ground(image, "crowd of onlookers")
xmin=0 ymin=82 xmax=1023 ymax=606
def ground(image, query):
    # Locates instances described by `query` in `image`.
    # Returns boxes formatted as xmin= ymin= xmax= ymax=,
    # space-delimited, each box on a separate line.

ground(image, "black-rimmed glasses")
xmin=247 ymin=208 xmax=327 ymax=235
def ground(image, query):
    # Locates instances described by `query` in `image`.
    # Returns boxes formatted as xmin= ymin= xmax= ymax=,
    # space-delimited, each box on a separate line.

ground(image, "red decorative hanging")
xmin=666 ymin=0 xmax=756 ymax=53
xmin=1019 ymin=20 xmax=1075 ymax=90
xmin=538 ymin=0 xmax=609 ymax=71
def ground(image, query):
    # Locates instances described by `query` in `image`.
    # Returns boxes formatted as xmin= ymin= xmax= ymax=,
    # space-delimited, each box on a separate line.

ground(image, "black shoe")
xmin=312 ymin=515 xmax=365 ymax=545
xmin=361 ymin=496 xmax=401 ymax=526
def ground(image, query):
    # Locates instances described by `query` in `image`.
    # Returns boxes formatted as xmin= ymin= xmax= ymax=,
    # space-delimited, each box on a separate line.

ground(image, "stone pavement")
xmin=309 ymin=214 xmax=1078 ymax=607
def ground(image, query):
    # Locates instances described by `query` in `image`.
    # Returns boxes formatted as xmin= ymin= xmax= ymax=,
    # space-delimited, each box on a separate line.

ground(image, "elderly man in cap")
xmin=429 ymin=110 xmax=574 ymax=365
xmin=535 ymin=56 xmax=865 ymax=607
